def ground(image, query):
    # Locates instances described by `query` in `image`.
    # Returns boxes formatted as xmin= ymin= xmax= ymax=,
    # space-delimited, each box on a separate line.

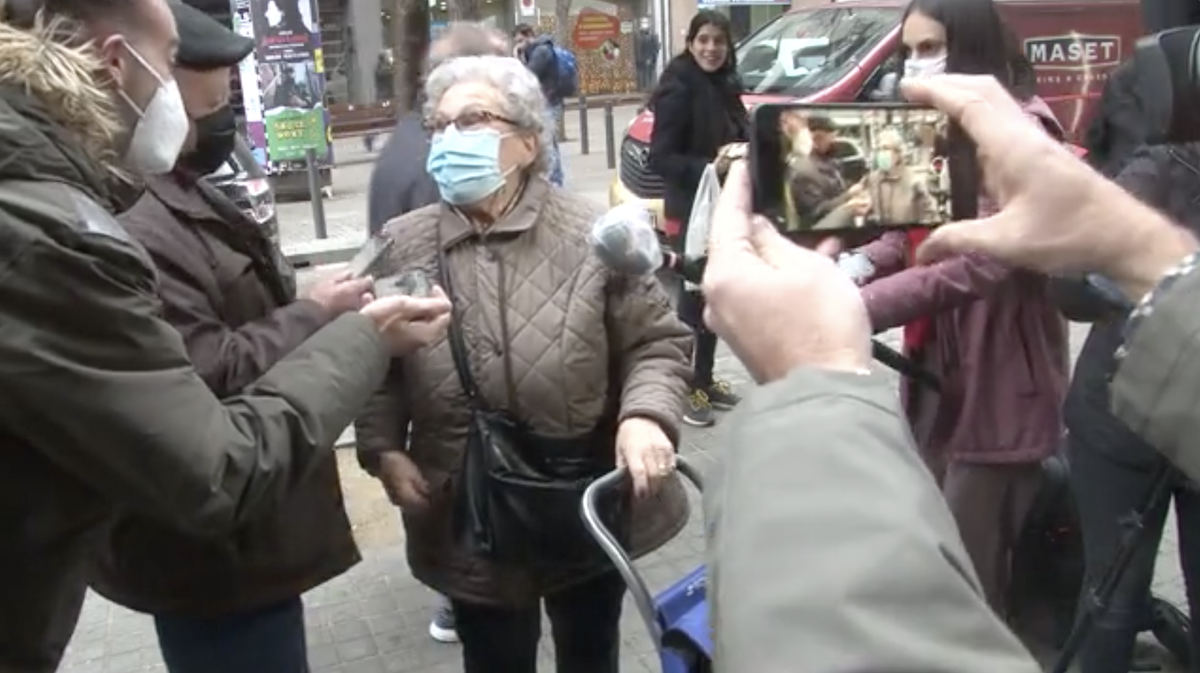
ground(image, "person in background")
xmin=0 ymin=0 xmax=449 ymax=669
xmin=648 ymin=9 xmax=749 ymax=427
xmin=356 ymin=55 xmax=691 ymax=673
xmin=83 ymin=5 xmax=368 ymax=671
xmin=634 ymin=17 xmax=660 ymax=91
xmin=839 ymin=0 xmax=1068 ymax=619
xmin=365 ymin=48 xmax=394 ymax=152
xmin=1053 ymin=141 xmax=1200 ymax=672
xmin=512 ymin=22 xmax=565 ymax=186
xmin=365 ymin=20 xmax=510 ymax=644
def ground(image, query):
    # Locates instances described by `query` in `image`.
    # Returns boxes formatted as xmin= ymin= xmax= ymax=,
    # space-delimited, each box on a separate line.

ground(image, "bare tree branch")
xmin=391 ymin=0 xmax=430 ymax=113
xmin=553 ymin=0 xmax=574 ymax=45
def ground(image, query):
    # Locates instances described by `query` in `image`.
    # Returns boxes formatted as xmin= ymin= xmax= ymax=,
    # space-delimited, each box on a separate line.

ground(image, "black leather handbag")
xmin=438 ymin=238 xmax=629 ymax=571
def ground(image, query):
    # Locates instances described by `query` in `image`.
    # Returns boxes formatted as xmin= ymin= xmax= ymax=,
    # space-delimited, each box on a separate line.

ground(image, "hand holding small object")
xmin=360 ymin=286 xmax=452 ymax=356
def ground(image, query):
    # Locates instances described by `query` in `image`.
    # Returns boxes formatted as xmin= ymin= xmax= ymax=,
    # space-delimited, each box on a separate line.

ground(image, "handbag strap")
xmin=436 ymin=221 xmax=525 ymax=415
xmin=436 ymin=226 xmax=484 ymax=410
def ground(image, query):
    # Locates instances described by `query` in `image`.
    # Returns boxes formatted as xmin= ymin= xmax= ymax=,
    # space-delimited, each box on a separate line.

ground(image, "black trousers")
xmin=155 ymin=597 xmax=309 ymax=673
xmin=451 ymin=571 xmax=626 ymax=673
xmin=1069 ymin=437 xmax=1200 ymax=673
xmin=677 ymin=289 xmax=717 ymax=388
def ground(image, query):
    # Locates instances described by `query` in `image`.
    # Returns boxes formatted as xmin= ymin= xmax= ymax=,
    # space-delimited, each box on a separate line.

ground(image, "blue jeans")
xmin=154 ymin=597 xmax=309 ymax=673
xmin=548 ymin=102 xmax=565 ymax=187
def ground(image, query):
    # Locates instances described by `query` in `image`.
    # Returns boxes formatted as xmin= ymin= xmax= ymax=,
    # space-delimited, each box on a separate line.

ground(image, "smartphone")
xmin=375 ymin=270 xmax=433 ymax=298
xmin=750 ymin=102 xmax=954 ymax=237
xmin=346 ymin=236 xmax=395 ymax=279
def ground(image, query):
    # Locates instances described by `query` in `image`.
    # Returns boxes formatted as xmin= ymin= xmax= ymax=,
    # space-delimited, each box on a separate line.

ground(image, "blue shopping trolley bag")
xmin=581 ymin=457 xmax=712 ymax=673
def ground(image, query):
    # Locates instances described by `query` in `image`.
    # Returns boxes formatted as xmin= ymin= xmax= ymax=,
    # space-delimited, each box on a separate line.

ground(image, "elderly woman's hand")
xmin=616 ymin=417 xmax=676 ymax=497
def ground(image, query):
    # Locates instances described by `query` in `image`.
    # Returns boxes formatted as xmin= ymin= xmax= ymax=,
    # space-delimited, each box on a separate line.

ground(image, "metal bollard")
xmin=557 ymin=107 xmax=568 ymax=142
xmin=604 ymin=102 xmax=616 ymax=170
xmin=579 ymin=96 xmax=590 ymax=156
xmin=305 ymin=147 xmax=328 ymax=239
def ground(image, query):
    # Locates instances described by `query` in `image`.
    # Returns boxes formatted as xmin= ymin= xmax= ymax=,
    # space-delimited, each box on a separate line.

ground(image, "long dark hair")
xmin=902 ymin=0 xmax=1033 ymax=219
xmin=648 ymin=10 xmax=744 ymax=112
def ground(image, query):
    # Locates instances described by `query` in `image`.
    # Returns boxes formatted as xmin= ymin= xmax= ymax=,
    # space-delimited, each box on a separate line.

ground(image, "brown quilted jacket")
xmin=355 ymin=178 xmax=693 ymax=605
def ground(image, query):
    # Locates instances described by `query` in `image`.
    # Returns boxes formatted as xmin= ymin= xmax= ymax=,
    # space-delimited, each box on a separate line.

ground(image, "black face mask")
xmin=180 ymin=106 xmax=237 ymax=176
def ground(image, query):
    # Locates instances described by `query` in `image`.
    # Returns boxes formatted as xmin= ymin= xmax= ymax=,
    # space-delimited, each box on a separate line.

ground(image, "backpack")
xmin=552 ymin=45 xmax=579 ymax=99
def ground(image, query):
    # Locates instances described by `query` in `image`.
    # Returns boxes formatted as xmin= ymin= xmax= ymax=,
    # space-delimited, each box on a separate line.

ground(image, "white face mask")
xmin=904 ymin=53 xmax=947 ymax=80
xmin=119 ymin=44 xmax=190 ymax=175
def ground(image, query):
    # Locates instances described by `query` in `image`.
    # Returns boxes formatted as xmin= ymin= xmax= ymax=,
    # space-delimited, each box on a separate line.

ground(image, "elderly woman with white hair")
xmin=355 ymin=55 xmax=692 ymax=673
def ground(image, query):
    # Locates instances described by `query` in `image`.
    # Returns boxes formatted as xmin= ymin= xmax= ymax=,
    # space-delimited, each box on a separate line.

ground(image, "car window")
xmin=737 ymin=8 xmax=900 ymax=98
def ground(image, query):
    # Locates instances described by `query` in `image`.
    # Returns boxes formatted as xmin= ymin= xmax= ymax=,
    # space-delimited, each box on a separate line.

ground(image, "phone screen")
xmin=346 ymin=237 xmax=394 ymax=279
xmin=750 ymin=103 xmax=953 ymax=237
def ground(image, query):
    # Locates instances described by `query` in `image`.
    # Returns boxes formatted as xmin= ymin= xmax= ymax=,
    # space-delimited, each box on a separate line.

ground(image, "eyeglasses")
xmin=424 ymin=109 xmax=518 ymax=134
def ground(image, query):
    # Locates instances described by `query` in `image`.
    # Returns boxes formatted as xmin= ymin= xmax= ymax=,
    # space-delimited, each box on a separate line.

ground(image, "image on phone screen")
xmin=751 ymin=103 xmax=952 ymax=235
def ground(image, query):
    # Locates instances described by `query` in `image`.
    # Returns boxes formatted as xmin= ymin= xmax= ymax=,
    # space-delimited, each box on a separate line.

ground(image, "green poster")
xmin=264 ymin=106 xmax=328 ymax=161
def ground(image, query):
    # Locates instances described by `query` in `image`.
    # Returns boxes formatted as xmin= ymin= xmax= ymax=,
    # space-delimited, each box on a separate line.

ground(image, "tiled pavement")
xmin=59 ymin=324 xmax=1192 ymax=673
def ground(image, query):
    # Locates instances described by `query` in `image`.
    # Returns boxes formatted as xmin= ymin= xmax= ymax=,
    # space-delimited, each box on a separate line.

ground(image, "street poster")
xmin=251 ymin=0 xmax=329 ymax=163
xmin=230 ymin=0 xmax=331 ymax=168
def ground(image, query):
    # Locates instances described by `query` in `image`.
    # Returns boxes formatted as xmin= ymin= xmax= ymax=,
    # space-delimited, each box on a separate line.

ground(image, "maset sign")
xmin=1024 ymin=34 xmax=1122 ymax=70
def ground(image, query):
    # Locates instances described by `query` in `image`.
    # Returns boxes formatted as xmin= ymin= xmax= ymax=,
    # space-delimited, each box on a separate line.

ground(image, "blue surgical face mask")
xmin=426 ymin=125 xmax=512 ymax=205
xmin=874 ymin=150 xmax=894 ymax=171
xmin=903 ymin=52 xmax=947 ymax=80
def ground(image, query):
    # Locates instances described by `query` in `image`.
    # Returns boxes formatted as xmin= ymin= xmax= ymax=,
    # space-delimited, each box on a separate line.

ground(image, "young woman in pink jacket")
xmin=843 ymin=0 xmax=1070 ymax=618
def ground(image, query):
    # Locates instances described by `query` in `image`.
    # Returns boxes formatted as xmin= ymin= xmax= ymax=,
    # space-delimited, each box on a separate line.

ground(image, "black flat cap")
xmin=808 ymin=115 xmax=837 ymax=132
xmin=171 ymin=0 xmax=255 ymax=71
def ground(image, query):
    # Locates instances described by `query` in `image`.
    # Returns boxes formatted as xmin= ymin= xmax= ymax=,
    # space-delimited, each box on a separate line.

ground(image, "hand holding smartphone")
xmin=749 ymin=102 xmax=954 ymax=241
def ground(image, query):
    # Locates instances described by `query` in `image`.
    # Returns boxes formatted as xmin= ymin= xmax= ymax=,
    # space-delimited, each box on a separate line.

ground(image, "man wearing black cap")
xmin=786 ymin=114 xmax=870 ymax=230
xmin=0 ymin=1 xmax=450 ymax=670
xmin=86 ymin=4 xmax=370 ymax=671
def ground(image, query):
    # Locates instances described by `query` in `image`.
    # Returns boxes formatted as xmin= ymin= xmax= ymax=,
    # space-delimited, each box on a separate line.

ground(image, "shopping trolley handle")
xmin=580 ymin=456 xmax=704 ymax=648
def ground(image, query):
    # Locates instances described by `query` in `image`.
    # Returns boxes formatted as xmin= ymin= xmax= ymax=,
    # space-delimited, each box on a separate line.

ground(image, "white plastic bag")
xmin=683 ymin=164 xmax=721 ymax=291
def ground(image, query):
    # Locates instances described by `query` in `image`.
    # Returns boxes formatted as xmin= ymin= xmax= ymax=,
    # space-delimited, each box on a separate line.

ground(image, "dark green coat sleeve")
xmin=0 ymin=227 xmax=390 ymax=535
xmin=1112 ymin=263 xmax=1200 ymax=482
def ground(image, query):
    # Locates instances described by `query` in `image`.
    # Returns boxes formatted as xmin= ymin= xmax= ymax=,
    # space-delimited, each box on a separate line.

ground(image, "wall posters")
xmin=230 ymin=0 xmax=332 ymax=169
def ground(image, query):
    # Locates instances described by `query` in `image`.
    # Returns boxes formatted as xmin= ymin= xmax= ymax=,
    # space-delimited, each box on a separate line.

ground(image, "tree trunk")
xmin=391 ymin=0 xmax=430 ymax=113
xmin=554 ymin=0 xmax=573 ymax=44
xmin=449 ymin=0 xmax=483 ymax=21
